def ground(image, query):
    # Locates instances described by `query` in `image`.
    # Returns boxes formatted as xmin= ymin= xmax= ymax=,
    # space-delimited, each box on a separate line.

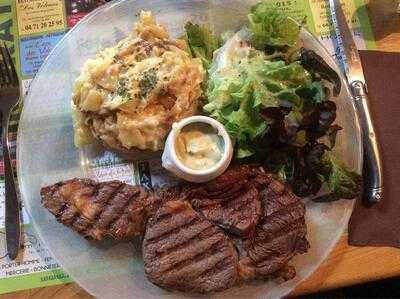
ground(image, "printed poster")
xmin=20 ymin=31 xmax=64 ymax=76
xmin=16 ymin=0 xmax=66 ymax=36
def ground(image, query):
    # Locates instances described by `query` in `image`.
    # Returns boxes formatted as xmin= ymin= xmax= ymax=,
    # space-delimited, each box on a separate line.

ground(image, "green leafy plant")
xmin=184 ymin=22 xmax=222 ymax=68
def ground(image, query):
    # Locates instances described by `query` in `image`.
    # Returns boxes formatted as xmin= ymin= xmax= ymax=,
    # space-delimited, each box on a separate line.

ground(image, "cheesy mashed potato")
xmin=72 ymin=11 xmax=204 ymax=152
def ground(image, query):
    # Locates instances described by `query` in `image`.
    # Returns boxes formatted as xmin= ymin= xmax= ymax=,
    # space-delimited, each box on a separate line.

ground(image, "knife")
xmin=328 ymin=0 xmax=383 ymax=203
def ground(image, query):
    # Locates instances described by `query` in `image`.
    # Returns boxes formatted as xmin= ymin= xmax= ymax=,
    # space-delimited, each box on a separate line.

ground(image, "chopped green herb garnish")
xmin=139 ymin=69 xmax=158 ymax=99
xmin=116 ymin=77 xmax=130 ymax=100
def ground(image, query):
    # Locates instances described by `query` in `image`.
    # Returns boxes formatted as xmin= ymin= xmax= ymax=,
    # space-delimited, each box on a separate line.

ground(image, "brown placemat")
xmin=348 ymin=50 xmax=400 ymax=247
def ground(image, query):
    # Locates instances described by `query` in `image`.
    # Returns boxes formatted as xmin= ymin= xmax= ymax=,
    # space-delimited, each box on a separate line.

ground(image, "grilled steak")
xmin=142 ymin=200 xmax=239 ymax=293
xmin=41 ymin=165 xmax=309 ymax=292
xmin=180 ymin=165 xmax=308 ymax=282
xmin=186 ymin=166 xmax=268 ymax=237
xmin=237 ymin=179 xmax=309 ymax=281
xmin=40 ymin=178 xmax=153 ymax=240
xmin=154 ymin=185 xmax=187 ymax=202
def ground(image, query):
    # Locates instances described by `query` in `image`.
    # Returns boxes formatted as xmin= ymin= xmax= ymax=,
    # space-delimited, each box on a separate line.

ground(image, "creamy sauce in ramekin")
xmin=174 ymin=122 xmax=224 ymax=170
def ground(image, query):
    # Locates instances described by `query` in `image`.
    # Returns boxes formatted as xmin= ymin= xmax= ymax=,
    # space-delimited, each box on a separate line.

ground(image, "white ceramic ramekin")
xmin=162 ymin=116 xmax=233 ymax=183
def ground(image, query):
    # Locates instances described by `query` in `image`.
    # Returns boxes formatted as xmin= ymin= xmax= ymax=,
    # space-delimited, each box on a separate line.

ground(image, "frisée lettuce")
xmin=185 ymin=2 xmax=361 ymax=201
xmin=248 ymin=1 xmax=300 ymax=50
xmin=205 ymin=33 xmax=317 ymax=154
xmin=184 ymin=22 xmax=222 ymax=69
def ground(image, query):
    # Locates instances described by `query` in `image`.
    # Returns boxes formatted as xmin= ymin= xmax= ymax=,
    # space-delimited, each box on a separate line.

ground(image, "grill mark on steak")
xmin=41 ymin=165 xmax=309 ymax=292
xmin=185 ymin=167 xmax=267 ymax=238
xmin=96 ymin=184 xmax=139 ymax=229
xmin=104 ymin=189 xmax=139 ymax=230
xmin=259 ymin=201 xmax=306 ymax=231
xmin=191 ymin=186 xmax=261 ymax=237
xmin=157 ymin=233 xmax=225 ymax=274
xmin=261 ymin=189 xmax=300 ymax=216
xmin=193 ymin=181 xmax=247 ymax=201
xmin=144 ymin=214 xmax=197 ymax=243
xmin=143 ymin=200 xmax=239 ymax=293
xmin=265 ymin=179 xmax=286 ymax=195
xmin=236 ymin=178 xmax=309 ymax=281
xmin=252 ymin=172 xmax=273 ymax=189
xmin=208 ymin=165 xmax=255 ymax=187
xmin=199 ymin=254 xmax=235 ymax=276
xmin=162 ymin=246 xmax=232 ymax=283
xmin=145 ymin=165 xmax=309 ymax=288
xmin=254 ymin=217 xmax=306 ymax=246
xmin=191 ymin=181 xmax=250 ymax=206
xmin=91 ymin=182 xmax=125 ymax=221
xmin=154 ymin=185 xmax=186 ymax=202
xmin=198 ymin=254 xmax=236 ymax=281
xmin=41 ymin=178 xmax=153 ymax=240
xmin=145 ymin=220 xmax=214 ymax=257
xmin=248 ymin=223 xmax=307 ymax=263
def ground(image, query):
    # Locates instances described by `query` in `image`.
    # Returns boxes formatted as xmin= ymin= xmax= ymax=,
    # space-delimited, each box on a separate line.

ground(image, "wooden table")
xmin=2 ymin=1 xmax=400 ymax=298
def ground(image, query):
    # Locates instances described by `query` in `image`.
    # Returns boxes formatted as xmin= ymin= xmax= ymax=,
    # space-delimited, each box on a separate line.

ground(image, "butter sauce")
xmin=174 ymin=122 xmax=224 ymax=171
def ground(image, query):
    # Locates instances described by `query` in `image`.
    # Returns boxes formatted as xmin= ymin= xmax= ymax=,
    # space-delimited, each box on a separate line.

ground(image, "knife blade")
xmin=328 ymin=0 xmax=384 ymax=203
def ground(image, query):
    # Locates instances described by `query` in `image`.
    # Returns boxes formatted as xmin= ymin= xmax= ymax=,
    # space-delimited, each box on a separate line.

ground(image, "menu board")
xmin=0 ymin=0 xmax=375 ymax=294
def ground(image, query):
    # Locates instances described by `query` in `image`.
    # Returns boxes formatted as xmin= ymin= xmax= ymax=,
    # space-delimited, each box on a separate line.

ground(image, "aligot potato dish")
xmin=72 ymin=11 xmax=204 ymax=152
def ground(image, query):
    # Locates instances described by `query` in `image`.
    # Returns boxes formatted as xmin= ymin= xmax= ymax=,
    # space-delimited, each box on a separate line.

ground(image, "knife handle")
xmin=351 ymin=80 xmax=384 ymax=203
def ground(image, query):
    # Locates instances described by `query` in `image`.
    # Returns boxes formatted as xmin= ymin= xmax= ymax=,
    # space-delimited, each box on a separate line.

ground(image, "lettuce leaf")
xmin=296 ymin=81 xmax=326 ymax=105
xmin=206 ymin=49 xmax=313 ymax=149
xmin=318 ymin=152 xmax=362 ymax=201
xmin=184 ymin=22 xmax=222 ymax=68
xmin=248 ymin=2 xmax=300 ymax=50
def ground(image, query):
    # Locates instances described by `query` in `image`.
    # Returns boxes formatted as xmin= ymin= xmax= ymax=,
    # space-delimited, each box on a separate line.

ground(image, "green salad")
xmin=184 ymin=0 xmax=361 ymax=201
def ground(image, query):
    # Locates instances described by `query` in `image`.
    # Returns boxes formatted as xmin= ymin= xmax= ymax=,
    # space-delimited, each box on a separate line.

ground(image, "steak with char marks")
xmin=185 ymin=166 xmax=270 ymax=237
xmin=237 ymin=177 xmax=309 ymax=281
xmin=142 ymin=200 xmax=239 ymax=293
xmin=180 ymin=166 xmax=309 ymax=282
xmin=40 ymin=178 xmax=153 ymax=240
xmin=40 ymin=165 xmax=309 ymax=293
